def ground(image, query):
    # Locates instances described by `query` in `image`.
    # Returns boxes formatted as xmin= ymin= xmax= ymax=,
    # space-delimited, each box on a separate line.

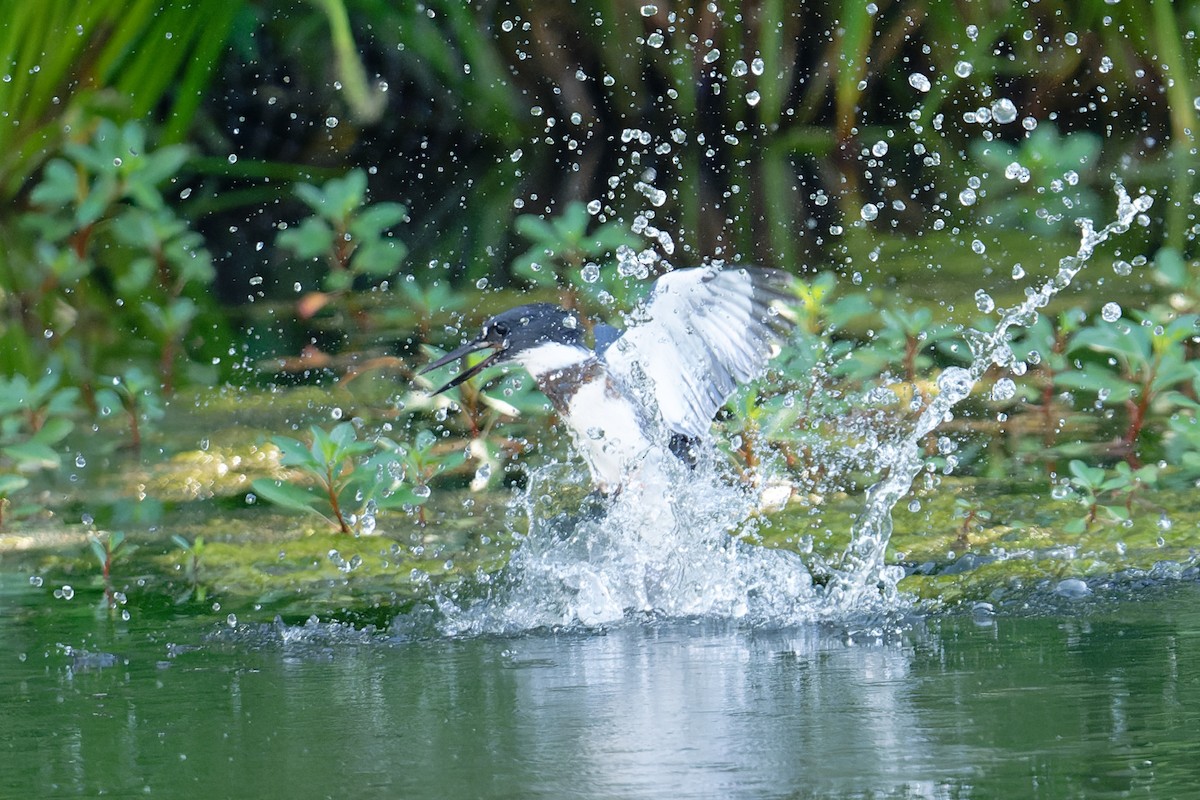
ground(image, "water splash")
xmin=437 ymin=453 xmax=818 ymax=634
xmin=824 ymin=184 xmax=1153 ymax=612
xmin=437 ymin=185 xmax=1151 ymax=634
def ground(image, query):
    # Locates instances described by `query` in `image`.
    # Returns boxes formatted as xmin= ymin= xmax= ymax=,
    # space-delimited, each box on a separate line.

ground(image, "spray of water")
xmin=823 ymin=184 xmax=1152 ymax=612
xmin=436 ymin=185 xmax=1151 ymax=634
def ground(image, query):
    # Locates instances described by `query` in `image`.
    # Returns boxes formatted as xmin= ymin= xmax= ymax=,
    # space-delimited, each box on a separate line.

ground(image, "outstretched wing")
xmin=603 ymin=265 xmax=795 ymax=438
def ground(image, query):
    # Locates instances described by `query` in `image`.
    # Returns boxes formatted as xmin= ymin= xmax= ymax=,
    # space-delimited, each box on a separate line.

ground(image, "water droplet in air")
xmin=859 ymin=203 xmax=878 ymax=221
xmin=975 ymin=289 xmax=995 ymax=313
xmin=971 ymin=239 xmax=986 ymax=254
xmin=581 ymin=263 xmax=600 ymax=283
xmin=937 ymin=367 xmax=974 ymax=403
xmin=646 ymin=32 xmax=664 ymax=48
xmin=413 ymin=484 xmax=431 ymax=499
xmin=871 ymin=141 xmax=888 ymax=157
xmin=991 ymin=98 xmax=1018 ymax=124
xmin=75 ymin=454 xmax=86 ymax=468
xmin=959 ymin=188 xmax=977 ymax=206
xmin=954 ymin=61 xmax=973 ymax=78
xmin=325 ymin=116 xmax=339 ymax=128
xmin=745 ymin=90 xmax=761 ymax=107
xmin=226 ymin=614 xmax=237 ymax=627
xmin=1112 ymin=259 xmax=1132 ymax=276
xmin=1101 ymin=302 xmax=1122 ymax=322
xmin=907 ymin=499 xmax=921 ymax=513
xmin=640 ymin=4 xmax=657 ymax=15
xmin=586 ymin=199 xmax=601 ymax=214
xmin=991 ymin=378 xmax=1017 ymax=401
xmin=908 ymin=73 xmax=932 ymax=92
xmin=751 ymin=57 xmax=765 ymax=76
xmin=1004 ymin=162 xmax=1031 ymax=183
xmin=731 ymin=60 xmax=748 ymax=77
xmin=29 ymin=576 xmax=43 ymax=587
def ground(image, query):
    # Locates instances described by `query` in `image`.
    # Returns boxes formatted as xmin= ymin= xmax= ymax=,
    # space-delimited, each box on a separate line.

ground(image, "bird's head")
xmin=420 ymin=303 xmax=583 ymax=395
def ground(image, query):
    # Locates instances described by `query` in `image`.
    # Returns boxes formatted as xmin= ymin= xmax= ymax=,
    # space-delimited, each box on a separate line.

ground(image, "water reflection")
xmin=3 ymin=580 xmax=1199 ymax=798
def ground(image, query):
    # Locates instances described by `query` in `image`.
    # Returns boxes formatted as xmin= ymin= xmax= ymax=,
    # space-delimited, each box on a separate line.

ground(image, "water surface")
xmin=4 ymin=574 xmax=1198 ymax=799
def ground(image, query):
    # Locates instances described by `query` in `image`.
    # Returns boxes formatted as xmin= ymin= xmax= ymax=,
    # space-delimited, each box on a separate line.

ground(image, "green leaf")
xmin=354 ymin=239 xmax=407 ymax=276
xmin=1 ymin=442 xmax=60 ymax=469
xmin=349 ymin=202 xmax=407 ymax=238
xmin=1067 ymin=459 xmax=1105 ymax=489
xmin=277 ymin=217 xmax=334 ymax=260
xmin=1153 ymin=246 xmax=1188 ymax=288
xmin=30 ymin=159 xmax=80 ymax=206
xmin=0 ymin=474 xmax=29 ymax=496
xmin=250 ymin=478 xmax=321 ymax=514
xmin=89 ymin=535 xmax=108 ymax=567
xmin=31 ymin=417 xmax=73 ymax=446
xmin=272 ymin=436 xmax=317 ymax=470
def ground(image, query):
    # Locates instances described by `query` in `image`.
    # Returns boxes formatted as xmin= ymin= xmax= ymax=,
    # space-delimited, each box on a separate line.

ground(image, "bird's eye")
xmin=492 ymin=322 xmax=509 ymax=337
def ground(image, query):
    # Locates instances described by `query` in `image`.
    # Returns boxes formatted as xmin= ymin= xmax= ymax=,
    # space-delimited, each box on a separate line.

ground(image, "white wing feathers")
xmin=604 ymin=266 xmax=795 ymax=438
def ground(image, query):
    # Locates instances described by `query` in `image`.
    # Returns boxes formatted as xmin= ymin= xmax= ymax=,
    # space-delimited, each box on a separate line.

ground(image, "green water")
xmin=3 ymin=571 xmax=1199 ymax=799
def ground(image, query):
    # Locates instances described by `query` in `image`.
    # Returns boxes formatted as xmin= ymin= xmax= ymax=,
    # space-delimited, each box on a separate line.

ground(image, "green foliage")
xmin=2 ymin=118 xmax=215 ymax=391
xmin=1061 ymin=460 xmax=1159 ymax=533
xmin=251 ymin=423 xmax=465 ymax=534
xmin=171 ymin=534 xmax=208 ymax=603
xmin=0 ymin=372 xmax=79 ymax=525
xmin=277 ymin=168 xmax=408 ymax=311
xmin=0 ymin=0 xmax=238 ymax=198
xmin=95 ymin=367 xmax=166 ymax=453
xmin=88 ymin=529 xmax=133 ymax=608
xmin=971 ymin=127 xmax=1104 ymax=231
xmin=512 ymin=202 xmax=640 ymax=309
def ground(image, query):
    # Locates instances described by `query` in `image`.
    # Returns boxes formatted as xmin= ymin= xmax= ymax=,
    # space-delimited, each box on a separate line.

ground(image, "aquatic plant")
xmin=171 ymin=534 xmax=208 ymax=603
xmin=88 ymin=530 xmax=131 ymax=608
xmin=1061 ymin=311 xmax=1200 ymax=466
xmin=0 ymin=373 xmax=78 ymax=526
xmin=3 ymin=118 xmax=216 ymax=390
xmin=1061 ymin=460 xmax=1159 ymax=533
xmin=94 ymin=368 xmax=165 ymax=455
xmin=512 ymin=201 xmax=638 ymax=309
xmin=251 ymin=423 xmax=465 ymax=533
xmin=276 ymin=168 xmax=408 ymax=322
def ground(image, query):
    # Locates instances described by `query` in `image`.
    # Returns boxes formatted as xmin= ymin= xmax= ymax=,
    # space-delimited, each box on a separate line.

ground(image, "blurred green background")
xmin=0 ymin=0 xmax=1198 ymax=558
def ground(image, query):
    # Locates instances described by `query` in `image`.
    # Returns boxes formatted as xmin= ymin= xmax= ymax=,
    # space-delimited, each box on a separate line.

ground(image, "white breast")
xmin=561 ymin=377 xmax=652 ymax=492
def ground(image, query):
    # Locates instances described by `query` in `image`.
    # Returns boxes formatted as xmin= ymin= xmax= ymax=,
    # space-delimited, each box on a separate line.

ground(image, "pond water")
xmin=4 ymin=570 xmax=1198 ymax=799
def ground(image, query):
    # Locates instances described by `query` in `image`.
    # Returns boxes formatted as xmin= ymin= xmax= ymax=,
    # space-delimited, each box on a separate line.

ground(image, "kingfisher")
xmin=420 ymin=265 xmax=795 ymax=493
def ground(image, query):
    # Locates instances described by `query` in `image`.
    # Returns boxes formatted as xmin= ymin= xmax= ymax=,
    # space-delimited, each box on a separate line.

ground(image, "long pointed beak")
xmin=419 ymin=339 xmax=505 ymax=395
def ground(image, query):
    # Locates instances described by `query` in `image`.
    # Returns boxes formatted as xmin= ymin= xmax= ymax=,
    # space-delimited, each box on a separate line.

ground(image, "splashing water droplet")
xmin=581 ymin=263 xmax=600 ymax=283
xmin=871 ymin=140 xmax=888 ymax=157
xmin=745 ymin=90 xmax=761 ymax=107
xmin=859 ymin=203 xmax=879 ymax=221
xmin=908 ymin=73 xmax=932 ymax=92
xmin=959 ymin=188 xmax=977 ymax=206
xmin=991 ymin=378 xmax=1017 ymax=401
xmin=639 ymin=3 xmax=657 ymax=15
xmin=954 ymin=61 xmax=973 ymax=78
xmin=975 ymin=289 xmax=995 ymax=313
xmin=991 ymin=98 xmax=1018 ymax=124
xmin=1101 ymin=302 xmax=1122 ymax=322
